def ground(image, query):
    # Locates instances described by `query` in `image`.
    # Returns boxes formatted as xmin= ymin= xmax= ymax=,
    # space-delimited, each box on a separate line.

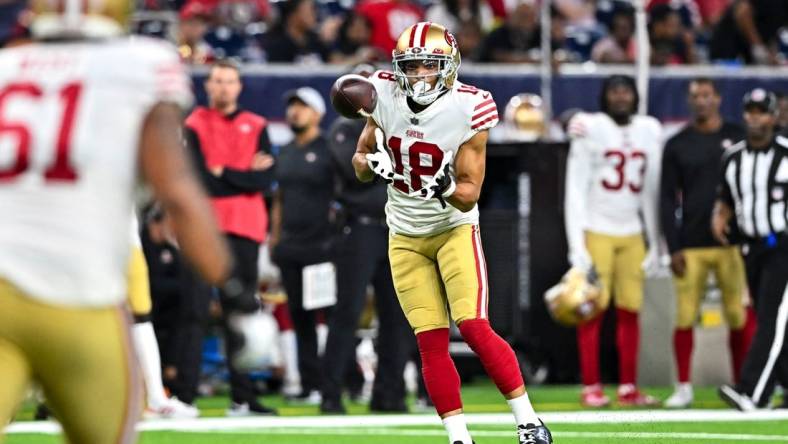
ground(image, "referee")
xmin=715 ymin=89 xmax=788 ymax=411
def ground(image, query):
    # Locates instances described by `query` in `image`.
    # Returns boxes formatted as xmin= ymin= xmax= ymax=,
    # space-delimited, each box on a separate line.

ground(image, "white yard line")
xmin=200 ymin=428 xmax=788 ymax=442
xmin=7 ymin=409 xmax=788 ymax=435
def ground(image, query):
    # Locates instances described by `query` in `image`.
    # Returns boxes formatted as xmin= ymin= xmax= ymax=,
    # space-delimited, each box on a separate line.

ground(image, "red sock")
xmin=416 ymin=328 xmax=462 ymax=415
xmin=673 ymin=328 xmax=693 ymax=383
xmin=577 ymin=314 xmax=602 ymax=386
xmin=616 ymin=308 xmax=639 ymax=385
xmin=730 ymin=307 xmax=757 ymax=384
xmin=458 ymin=319 xmax=524 ymax=394
xmin=272 ymin=302 xmax=294 ymax=331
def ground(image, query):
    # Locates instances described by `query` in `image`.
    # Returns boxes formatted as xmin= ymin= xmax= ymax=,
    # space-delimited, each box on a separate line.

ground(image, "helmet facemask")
xmin=393 ymin=51 xmax=459 ymax=106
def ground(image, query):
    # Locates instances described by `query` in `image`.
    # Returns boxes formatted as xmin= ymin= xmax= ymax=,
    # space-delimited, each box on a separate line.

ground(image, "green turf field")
xmin=7 ymin=382 xmax=788 ymax=443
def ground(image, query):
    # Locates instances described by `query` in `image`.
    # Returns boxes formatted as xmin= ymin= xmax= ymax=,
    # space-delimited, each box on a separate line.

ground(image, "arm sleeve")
xmin=659 ymin=142 xmax=682 ymax=253
xmin=219 ymin=127 xmax=275 ymax=192
xmin=184 ymin=127 xmax=244 ymax=197
xmin=564 ymin=137 xmax=593 ymax=267
xmin=641 ymin=128 xmax=663 ymax=253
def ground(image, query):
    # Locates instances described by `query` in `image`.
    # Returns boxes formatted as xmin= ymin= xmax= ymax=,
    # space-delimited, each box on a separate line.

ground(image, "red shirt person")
xmin=183 ymin=60 xmax=277 ymax=415
xmin=356 ymin=0 xmax=423 ymax=55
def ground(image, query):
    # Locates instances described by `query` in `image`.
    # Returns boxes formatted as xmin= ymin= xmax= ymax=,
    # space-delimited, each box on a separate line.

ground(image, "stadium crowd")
xmin=1 ymin=0 xmax=787 ymax=64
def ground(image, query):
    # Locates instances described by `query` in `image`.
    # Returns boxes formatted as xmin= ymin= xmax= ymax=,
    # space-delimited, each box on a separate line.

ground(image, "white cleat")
xmin=665 ymin=383 xmax=694 ymax=408
xmin=144 ymin=397 xmax=199 ymax=419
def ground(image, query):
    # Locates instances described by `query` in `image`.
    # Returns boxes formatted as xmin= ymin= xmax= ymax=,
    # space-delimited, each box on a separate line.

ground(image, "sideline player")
xmin=564 ymin=75 xmax=663 ymax=407
xmin=659 ymin=78 xmax=753 ymax=408
xmin=0 ymin=1 xmax=265 ymax=442
xmin=353 ymin=22 xmax=552 ymax=444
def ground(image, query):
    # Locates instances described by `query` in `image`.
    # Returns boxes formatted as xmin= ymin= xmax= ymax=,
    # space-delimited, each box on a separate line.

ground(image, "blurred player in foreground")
xmin=0 ymin=1 xmax=267 ymax=442
xmin=353 ymin=22 xmax=552 ymax=444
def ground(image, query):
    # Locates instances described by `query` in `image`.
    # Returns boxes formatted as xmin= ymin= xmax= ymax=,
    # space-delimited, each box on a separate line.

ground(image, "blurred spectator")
xmin=263 ymin=0 xmax=328 ymax=63
xmin=177 ymin=3 xmax=216 ymax=64
xmin=554 ymin=0 xmax=598 ymax=29
xmin=777 ymin=92 xmax=788 ymax=135
xmin=329 ymin=13 xmax=381 ymax=64
xmin=647 ymin=0 xmax=703 ymax=31
xmin=205 ymin=25 xmax=252 ymax=60
xmin=649 ymin=3 xmax=697 ymax=65
xmin=709 ymin=0 xmax=786 ymax=65
xmin=356 ymin=0 xmax=423 ymax=56
xmin=455 ymin=18 xmax=485 ymax=61
xmin=695 ymin=0 xmax=734 ymax=27
xmin=425 ymin=0 xmax=494 ymax=33
xmin=0 ymin=1 xmax=29 ymax=48
xmin=479 ymin=0 xmax=540 ymax=63
xmin=591 ymin=7 xmax=636 ymax=63
xmin=269 ymin=87 xmax=336 ymax=404
xmin=184 ymin=60 xmax=277 ymax=416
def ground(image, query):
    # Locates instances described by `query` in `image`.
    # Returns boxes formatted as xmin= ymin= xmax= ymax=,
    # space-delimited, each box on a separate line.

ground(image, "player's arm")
xmin=220 ymin=128 xmax=276 ymax=192
xmin=659 ymin=142 xmax=686 ymax=276
xmin=139 ymin=103 xmax=232 ymax=286
xmin=641 ymin=136 xmax=663 ymax=254
xmin=659 ymin=142 xmax=682 ymax=255
xmin=711 ymin=200 xmax=734 ymax=245
xmin=564 ymin=136 xmax=594 ymax=269
xmin=446 ymin=129 xmax=487 ymax=213
xmin=712 ymin=154 xmax=737 ymax=245
xmin=352 ymin=117 xmax=379 ymax=182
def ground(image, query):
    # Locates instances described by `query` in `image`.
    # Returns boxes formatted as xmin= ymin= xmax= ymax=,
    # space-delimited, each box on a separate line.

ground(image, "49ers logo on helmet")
xmin=444 ymin=30 xmax=457 ymax=48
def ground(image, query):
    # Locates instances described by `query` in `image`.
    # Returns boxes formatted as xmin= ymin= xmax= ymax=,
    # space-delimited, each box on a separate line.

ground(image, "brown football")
xmin=330 ymin=74 xmax=378 ymax=119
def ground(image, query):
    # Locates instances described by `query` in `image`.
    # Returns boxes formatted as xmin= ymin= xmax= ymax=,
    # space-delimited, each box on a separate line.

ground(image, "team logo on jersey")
xmin=305 ymin=152 xmax=317 ymax=163
xmin=406 ymin=129 xmax=424 ymax=139
xmin=410 ymin=117 xmax=419 ymax=125
xmin=239 ymin=123 xmax=252 ymax=133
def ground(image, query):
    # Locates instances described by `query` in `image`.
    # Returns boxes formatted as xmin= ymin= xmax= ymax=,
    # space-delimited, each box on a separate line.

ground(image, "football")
xmin=330 ymin=74 xmax=378 ymax=119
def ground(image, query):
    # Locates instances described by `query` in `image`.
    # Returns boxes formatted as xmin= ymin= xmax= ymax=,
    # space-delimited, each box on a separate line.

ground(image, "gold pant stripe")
xmin=471 ymin=225 xmax=489 ymax=319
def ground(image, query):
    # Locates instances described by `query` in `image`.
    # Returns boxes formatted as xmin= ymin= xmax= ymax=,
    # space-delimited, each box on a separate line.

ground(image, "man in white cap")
xmin=270 ymin=86 xmax=338 ymax=404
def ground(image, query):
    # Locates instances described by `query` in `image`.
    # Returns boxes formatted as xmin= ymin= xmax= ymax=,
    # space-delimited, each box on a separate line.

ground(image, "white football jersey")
xmin=368 ymin=70 xmax=498 ymax=237
xmin=0 ymin=37 xmax=192 ymax=307
xmin=564 ymin=112 xmax=662 ymax=263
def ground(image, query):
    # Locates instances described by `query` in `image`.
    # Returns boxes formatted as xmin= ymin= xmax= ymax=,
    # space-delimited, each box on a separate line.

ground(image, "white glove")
xmin=366 ymin=128 xmax=404 ymax=183
xmin=227 ymin=310 xmax=278 ymax=371
xmin=641 ymin=249 xmax=664 ymax=278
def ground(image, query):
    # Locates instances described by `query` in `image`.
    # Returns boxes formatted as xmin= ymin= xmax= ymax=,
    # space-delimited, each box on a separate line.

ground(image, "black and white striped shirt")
xmin=719 ymin=135 xmax=788 ymax=239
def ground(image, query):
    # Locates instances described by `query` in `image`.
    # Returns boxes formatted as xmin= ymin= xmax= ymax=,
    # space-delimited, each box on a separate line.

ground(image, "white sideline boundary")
xmin=6 ymin=409 xmax=788 ymax=435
